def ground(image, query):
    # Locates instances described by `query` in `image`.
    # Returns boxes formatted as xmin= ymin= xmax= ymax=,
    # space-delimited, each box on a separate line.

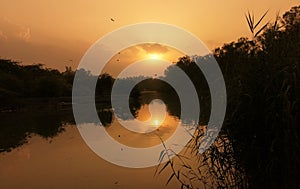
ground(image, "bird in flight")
xmin=110 ymin=18 xmax=115 ymax=22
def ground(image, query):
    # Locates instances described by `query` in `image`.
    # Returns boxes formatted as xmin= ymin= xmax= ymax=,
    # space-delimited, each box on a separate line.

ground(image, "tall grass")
xmin=157 ymin=5 xmax=300 ymax=189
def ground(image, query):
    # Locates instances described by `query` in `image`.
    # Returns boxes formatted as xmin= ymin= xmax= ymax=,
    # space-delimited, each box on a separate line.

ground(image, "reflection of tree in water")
xmin=96 ymin=78 xmax=200 ymax=127
xmin=100 ymin=77 xmax=207 ymax=126
xmin=132 ymin=79 xmax=181 ymax=119
xmin=96 ymin=83 xmax=180 ymax=127
xmin=0 ymin=111 xmax=74 ymax=153
xmin=97 ymin=109 xmax=113 ymax=127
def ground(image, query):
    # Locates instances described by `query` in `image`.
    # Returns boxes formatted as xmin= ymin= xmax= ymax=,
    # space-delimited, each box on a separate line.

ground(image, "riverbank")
xmin=0 ymin=95 xmax=113 ymax=113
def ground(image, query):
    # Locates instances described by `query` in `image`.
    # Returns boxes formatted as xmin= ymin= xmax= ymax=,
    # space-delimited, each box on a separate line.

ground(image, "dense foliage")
xmin=158 ymin=5 xmax=299 ymax=189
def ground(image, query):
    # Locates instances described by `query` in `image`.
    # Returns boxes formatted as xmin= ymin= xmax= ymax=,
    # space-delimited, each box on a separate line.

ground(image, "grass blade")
xmin=166 ymin=173 xmax=175 ymax=185
xmin=159 ymin=161 xmax=170 ymax=174
xmin=255 ymin=22 xmax=269 ymax=37
xmin=254 ymin=9 xmax=269 ymax=29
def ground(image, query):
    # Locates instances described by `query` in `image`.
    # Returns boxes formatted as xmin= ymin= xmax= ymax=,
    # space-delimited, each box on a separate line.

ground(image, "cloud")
xmin=0 ymin=16 xmax=86 ymax=71
xmin=0 ymin=17 xmax=31 ymax=42
xmin=0 ymin=30 xmax=7 ymax=39
xmin=140 ymin=43 xmax=169 ymax=54
xmin=17 ymin=27 xmax=31 ymax=42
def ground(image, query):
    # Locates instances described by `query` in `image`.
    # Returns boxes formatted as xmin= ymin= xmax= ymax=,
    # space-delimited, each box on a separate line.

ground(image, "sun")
xmin=148 ymin=53 xmax=161 ymax=60
xmin=153 ymin=119 xmax=160 ymax=126
xmin=150 ymin=54 xmax=159 ymax=59
xmin=152 ymin=118 xmax=164 ymax=127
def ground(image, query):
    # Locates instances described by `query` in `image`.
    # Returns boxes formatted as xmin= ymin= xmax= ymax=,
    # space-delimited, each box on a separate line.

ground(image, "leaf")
xmin=182 ymin=164 xmax=191 ymax=169
xmin=245 ymin=14 xmax=253 ymax=33
xmin=254 ymin=22 xmax=269 ymax=37
xmin=273 ymin=12 xmax=279 ymax=30
xmin=252 ymin=12 xmax=255 ymax=28
xmin=254 ymin=9 xmax=269 ymax=29
xmin=159 ymin=161 xmax=170 ymax=174
xmin=248 ymin=10 xmax=254 ymax=30
xmin=158 ymin=150 xmax=166 ymax=163
xmin=166 ymin=173 xmax=175 ymax=185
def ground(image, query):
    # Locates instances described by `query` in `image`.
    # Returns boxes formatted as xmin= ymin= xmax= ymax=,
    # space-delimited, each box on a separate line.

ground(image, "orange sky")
xmin=0 ymin=0 xmax=299 ymax=71
xmin=101 ymin=43 xmax=184 ymax=77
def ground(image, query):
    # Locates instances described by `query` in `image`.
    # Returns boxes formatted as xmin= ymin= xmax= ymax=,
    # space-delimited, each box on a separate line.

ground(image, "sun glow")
xmin=148 ymin=53 xmax=161 ymax=60
xmin=153 ymin=119 xmax=160 ymax=126
xmin=152 ymin=118 xmax=164 ymax=127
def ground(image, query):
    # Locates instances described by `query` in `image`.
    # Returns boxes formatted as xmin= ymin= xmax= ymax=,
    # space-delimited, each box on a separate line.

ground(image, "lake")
xmin=0 ymin=94 xmax=192 ymax=189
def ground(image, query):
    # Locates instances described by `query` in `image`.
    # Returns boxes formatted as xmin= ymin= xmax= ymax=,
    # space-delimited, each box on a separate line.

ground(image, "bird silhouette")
xmin=110 ymin=18 xmax=115 ymax=22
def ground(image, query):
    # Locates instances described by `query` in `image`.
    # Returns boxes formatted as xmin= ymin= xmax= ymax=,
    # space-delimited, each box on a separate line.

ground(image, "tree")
xmin=159 ymin=6 xmax=300 ymax=189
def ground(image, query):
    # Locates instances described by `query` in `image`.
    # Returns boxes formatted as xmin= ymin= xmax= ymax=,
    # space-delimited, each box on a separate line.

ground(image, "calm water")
xmin=0 ymin=95 xmax=189 ymax=189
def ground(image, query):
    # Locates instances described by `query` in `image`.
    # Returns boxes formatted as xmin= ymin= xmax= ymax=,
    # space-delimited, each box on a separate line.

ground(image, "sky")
xmin=101 ymin=44 xmax=184 ymax=77
xmin=0 ymin=0 xmax=299 ymax=71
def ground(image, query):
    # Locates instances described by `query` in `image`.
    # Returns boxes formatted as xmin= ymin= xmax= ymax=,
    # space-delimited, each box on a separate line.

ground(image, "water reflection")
xmin=115 ymin=99 xmax=168 ymax=133
xmin=0 ymin=125 xmax=179 ymax=189
xmin=74 ymin=87 xmax=200 ymax=168
xmin=105 ymin=99 xmax=179 ymax=148
xmin=0 ymin=92 xmax=185 ymax=188
xmin=0 ymin=91 xmax=186 ymax=153
xmin=0 ymin=110 xmax=74 ymax=152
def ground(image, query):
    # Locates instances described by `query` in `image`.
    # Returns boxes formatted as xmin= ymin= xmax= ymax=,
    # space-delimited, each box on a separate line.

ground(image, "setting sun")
xmin=153 ymin=119 xmax=160 ymax=126
xmin=148 ymin=53 xmax=160 ymax=60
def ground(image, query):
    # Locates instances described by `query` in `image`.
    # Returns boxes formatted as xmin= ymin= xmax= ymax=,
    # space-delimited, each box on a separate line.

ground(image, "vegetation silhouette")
xmin=0 ymin=110 xmax=74 ymax=152
xmin=156 ymin=6 xmax=300 ymax=189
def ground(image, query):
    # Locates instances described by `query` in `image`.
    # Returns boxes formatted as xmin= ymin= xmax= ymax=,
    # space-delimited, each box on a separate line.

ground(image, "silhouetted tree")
xmin=160 ymin=6 xmax=300 ymax=189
